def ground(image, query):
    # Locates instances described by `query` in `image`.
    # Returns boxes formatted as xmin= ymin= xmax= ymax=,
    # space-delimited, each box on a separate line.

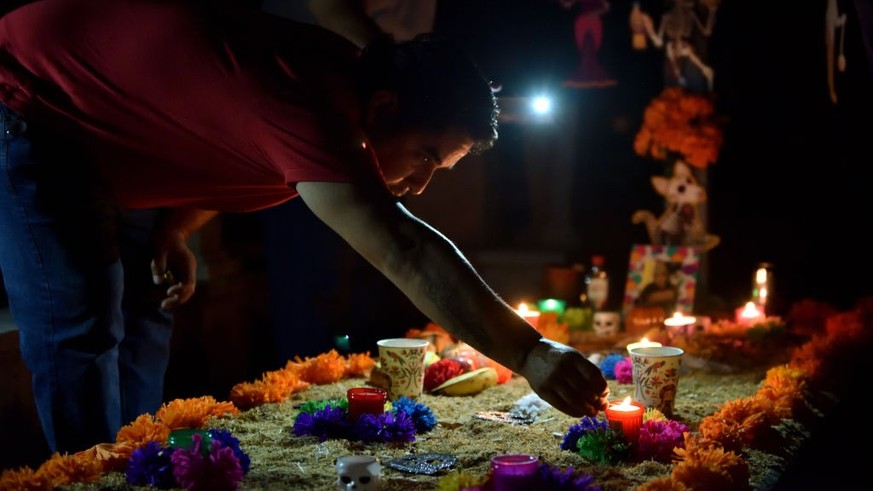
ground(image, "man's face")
xmin=372 ymin=127 xmax=473 ymax=198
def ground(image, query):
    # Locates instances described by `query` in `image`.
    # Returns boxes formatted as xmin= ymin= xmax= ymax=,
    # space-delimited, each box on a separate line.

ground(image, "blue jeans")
xmin=0 ymin=104 xmax=174 ymax=453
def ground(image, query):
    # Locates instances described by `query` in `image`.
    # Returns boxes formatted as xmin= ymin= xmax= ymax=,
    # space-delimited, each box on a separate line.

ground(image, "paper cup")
xmin=629 ymin=346 xmax=684 ymax=417
xmin=377 ymin=338 xmax=430 ymax=400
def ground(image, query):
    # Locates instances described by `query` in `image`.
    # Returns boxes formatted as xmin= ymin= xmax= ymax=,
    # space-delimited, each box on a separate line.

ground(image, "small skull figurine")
xmin=336 ymin=455 xmax=381 ymax=490
xmin=593 ymin=311 xmax=621 ymax=337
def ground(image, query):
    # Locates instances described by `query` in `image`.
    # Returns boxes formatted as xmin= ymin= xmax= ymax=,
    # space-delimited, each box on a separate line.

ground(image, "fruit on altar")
xmin=431 ymin=367 xmax=498 ymax=396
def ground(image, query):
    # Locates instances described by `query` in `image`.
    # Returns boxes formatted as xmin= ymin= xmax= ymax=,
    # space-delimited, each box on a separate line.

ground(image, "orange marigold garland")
xmin=33 ymin=452 xmax=103 ymax=487
xmin=634 ymin=86 xmax=724 ymax=169
xmin=0 ymin=465 xmax=52 ymax=491
xmin=154 ymin=396 xmax=239 ymax=430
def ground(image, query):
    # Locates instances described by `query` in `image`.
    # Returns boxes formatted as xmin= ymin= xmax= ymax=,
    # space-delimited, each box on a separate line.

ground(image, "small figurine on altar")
xmin=631 ymin=160 xmax=720 ymax=251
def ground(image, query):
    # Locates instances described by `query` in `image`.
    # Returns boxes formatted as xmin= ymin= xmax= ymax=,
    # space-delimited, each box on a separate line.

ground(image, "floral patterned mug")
xmin=629 ymin=346 xmax=684 ymax=417
xmin=377 ymin=338 xmax=430 ymax=400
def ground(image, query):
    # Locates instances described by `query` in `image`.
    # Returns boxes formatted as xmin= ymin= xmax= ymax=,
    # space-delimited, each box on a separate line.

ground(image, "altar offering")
xmin=629 ymin=346 xmax=684 ymax=417
xmin=377 ymin=338 xmax=429 ymax=400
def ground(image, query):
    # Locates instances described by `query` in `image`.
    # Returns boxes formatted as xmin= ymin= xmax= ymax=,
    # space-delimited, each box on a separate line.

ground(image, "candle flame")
xmin=621 ymin=396 xmax=632 ymax=406
xmin=517 ymin=302 xmax=530 ymax=314
xmin=755 ymin=267 xmax=768 ymax=284
xmin=741 ymin=301 xmax=761 ymax=318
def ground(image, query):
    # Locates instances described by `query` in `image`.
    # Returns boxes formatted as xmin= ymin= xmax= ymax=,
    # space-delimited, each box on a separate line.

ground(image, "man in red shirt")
xmin=0 ymin=0 xmax=609 ymax=454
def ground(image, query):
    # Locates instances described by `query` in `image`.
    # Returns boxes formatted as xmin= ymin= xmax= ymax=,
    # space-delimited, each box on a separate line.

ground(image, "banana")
xmin=431 ymin=367 xmax=498 ymax=396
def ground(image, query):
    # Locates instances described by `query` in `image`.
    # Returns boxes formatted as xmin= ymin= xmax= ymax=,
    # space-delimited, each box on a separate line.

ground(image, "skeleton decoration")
xmin=825 ymin=0 xmax=848 ymax=104
xmin=631 ymin=0 xmax=720 ymax=93
xmin=593 ymin=311 xmax=621 ymax=337
xmin=336 ymin=455 xmax=381 ymax=490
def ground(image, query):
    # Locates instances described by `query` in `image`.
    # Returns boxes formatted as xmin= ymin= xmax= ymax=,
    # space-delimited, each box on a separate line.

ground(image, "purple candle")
xmin=490 ymin=453 xmax=539 ymax=491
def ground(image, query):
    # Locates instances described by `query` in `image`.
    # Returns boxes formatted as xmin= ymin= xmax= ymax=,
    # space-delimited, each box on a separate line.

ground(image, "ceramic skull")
xmin=336 ymin=455 xmax=381 ymax=490
xmin=593 ymin=311 xmax=620 ymax=337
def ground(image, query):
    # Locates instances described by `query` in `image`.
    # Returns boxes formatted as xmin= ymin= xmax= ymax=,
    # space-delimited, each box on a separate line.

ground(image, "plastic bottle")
xmin=585 ymin=255 xmax=609 ymax=311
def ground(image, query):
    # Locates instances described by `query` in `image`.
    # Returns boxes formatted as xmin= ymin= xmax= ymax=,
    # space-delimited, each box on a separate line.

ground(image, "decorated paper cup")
xmin=377 ymin=338 xmax=430 ymax=400
xmin=629 ymin=346 xmax=684 ymax=417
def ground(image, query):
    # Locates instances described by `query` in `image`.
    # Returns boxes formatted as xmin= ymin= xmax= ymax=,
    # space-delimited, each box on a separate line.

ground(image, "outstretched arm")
xmin=297 ymin=179 xmax=610 ymax=417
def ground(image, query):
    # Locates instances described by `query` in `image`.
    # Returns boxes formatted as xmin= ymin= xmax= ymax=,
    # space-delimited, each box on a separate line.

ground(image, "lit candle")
xmin=490 ymin=453 xmax=540 ymax=491
xmin=663 ymin=311 xmax=697 ymax=338
xmin=515 ymin=302 xmax=541 ymax=329
xmin=604 ymin=396 xmax=644 ymax=445
xmin=664 ymin=311 xmax=696 ymax=328
xmin=347 ymin=387 xmax=388 ymax=422
xmin=626 ymin=337 xmax=662 ymax=354
xmin=536 ymin=298 xmax=567 ymax=318
xmin=735 ymin=301 xmax=765 ymax=326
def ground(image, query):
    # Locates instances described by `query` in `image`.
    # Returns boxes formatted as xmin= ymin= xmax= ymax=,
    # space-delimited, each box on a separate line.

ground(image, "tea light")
xmin=347 ymin=387 xmax=388 ymax=422
xmin=490 ymin=453 xmax=540 ymax=491
xmin=664 ymin=311 xmax=697 ymax=338
xmin=605 ymin=396 xmax=644 ymax=444
xmin=168 ymin=428 xmax=212 ymax=454
xmin=626 ymin=337 xmax=662 ymax=354
xmin=664 ymin=311 xmax=696 ymax=328
xmin=515 ymin=302 xmax=541 ymax=329
xmin=735 ymin=301 xmax=765 ymax=326
xmin=537 ymin=298 xmax=567 ymax=318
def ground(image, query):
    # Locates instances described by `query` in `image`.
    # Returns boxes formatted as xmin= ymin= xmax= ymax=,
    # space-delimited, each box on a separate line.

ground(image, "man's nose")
xmin=406 ymin=167 xmax=436 ymax=195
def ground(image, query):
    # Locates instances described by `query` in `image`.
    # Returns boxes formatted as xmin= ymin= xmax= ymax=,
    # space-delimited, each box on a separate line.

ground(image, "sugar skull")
xmin=593 ymin=311 xmax=620 ymax=337
xmin=336 ymin=455 xmax=381 ymax=490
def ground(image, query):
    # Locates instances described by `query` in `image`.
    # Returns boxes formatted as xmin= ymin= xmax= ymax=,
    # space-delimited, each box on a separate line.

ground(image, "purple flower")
xmin=614 ymin=358 xmax=634 ymax=384
xmin=536 ymin=463 xmax=602 ymax=490
xmin=636 ymin=419 xmax=688 ymax=462
xmin=561 ymin=416 xmax=609 ymax=451
xmin=292 ymin=404 xmax=352 ymax=442
xmin=392 ymin=396 xmax=437 ymax=432
xmin=353 ymin=411 xmax=417 ymax=443
xmin=171 ymin=433 xmax=244 ymax=491
xmin=210 ymin=429 xmax=251 ymax=474
xmin=126 ymin=441 xmax=177 ymax=489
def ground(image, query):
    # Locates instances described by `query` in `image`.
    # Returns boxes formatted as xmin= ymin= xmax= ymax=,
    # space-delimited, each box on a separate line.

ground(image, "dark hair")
xmin=357 ymin=34 xmax=499 ymax=155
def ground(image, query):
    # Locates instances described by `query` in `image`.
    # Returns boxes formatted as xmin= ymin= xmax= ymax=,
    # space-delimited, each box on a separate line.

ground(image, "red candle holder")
xmin=347 ymin=387 xmax=387 ymax=422
xmin=490 ymin=453 xmax=539 ymax=491
xmin=604 ymin=398 xmax=644 ymax=445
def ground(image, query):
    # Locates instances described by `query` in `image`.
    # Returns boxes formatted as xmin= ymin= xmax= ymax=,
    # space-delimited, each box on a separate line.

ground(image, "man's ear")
xmin=365 ymin=90 xmax=399 ymax=126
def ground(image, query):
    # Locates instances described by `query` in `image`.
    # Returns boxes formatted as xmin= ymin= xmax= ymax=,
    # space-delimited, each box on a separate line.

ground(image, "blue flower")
xmin=599 ymin=353 xmax=626 ymax=379
xmin=126 ymin=441 xmax=177 ymax=489
xmin=561 ymin=416 xmax=609 ymax=451
xmin=392 ymin=396 xmax=437 ymax=432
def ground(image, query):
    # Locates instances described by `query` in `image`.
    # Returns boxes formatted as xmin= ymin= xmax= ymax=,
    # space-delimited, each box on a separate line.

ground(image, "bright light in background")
xmin=530 ymin=95 xmax=552 ymax=115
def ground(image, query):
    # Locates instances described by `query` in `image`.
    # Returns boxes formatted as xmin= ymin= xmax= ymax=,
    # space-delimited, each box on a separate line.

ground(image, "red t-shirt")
xmin=0 ymin=0 xmax=380 ymax=212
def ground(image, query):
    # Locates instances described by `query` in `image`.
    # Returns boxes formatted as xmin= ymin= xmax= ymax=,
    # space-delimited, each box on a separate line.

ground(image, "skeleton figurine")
xmin=825 ymin=0 xmax=848 ymax=104
xmin=593 ymin=311 xmax=621 ymax=338
xmin=638 ymin=0 xmax=719 ymax=92
xmin=336 ymin=455 xmax=381 ymax=490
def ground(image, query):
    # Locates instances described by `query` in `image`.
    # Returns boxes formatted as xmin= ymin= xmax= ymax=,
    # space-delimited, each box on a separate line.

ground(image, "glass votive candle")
xmin=347 ymin=387 xmax=388 ymax=422
xmin=490 ymin=453 xmax=540 ymax=491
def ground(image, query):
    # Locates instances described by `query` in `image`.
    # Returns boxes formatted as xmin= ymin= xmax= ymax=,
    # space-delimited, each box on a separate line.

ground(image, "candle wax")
xmin=347 ymin=387 xmax=387 ymax=421
xmin=491 ymin=454 xmax=539 ymax=491
xmin=605 ymin=399 xmax=644 ymax=445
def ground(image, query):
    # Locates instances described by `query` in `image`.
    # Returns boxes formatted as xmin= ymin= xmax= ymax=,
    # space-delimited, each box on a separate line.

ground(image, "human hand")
xmin=150 ymin=229 xmax=197 ymax=311
xmin=518 ymin=338 xmax=609 ymax=417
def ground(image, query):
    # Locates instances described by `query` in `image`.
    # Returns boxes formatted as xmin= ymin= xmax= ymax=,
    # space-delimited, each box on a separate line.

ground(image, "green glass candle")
xmin=168 ymin=428 xmax=212 ymax=455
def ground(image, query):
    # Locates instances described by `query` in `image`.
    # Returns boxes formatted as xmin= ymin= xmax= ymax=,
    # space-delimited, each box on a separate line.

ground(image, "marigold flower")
xmin=35 ymin=452 xmax=103 ymax=487
xmin=155 ymin=396 xmax=239 ymax=430
xmin=0 ymin=466 xmax=52 ymax=491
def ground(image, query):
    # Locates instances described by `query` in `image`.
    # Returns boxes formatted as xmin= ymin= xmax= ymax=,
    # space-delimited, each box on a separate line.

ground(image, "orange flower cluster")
xmin=633 ymin=86 xmax=724 ymax=169
xmin=638 ymin=299 xmax=873 ymax=490
xmin=0 ymin=395 xmax=241 ymax=490
xmin=230 ymin=350 xmax=375 ymax=410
